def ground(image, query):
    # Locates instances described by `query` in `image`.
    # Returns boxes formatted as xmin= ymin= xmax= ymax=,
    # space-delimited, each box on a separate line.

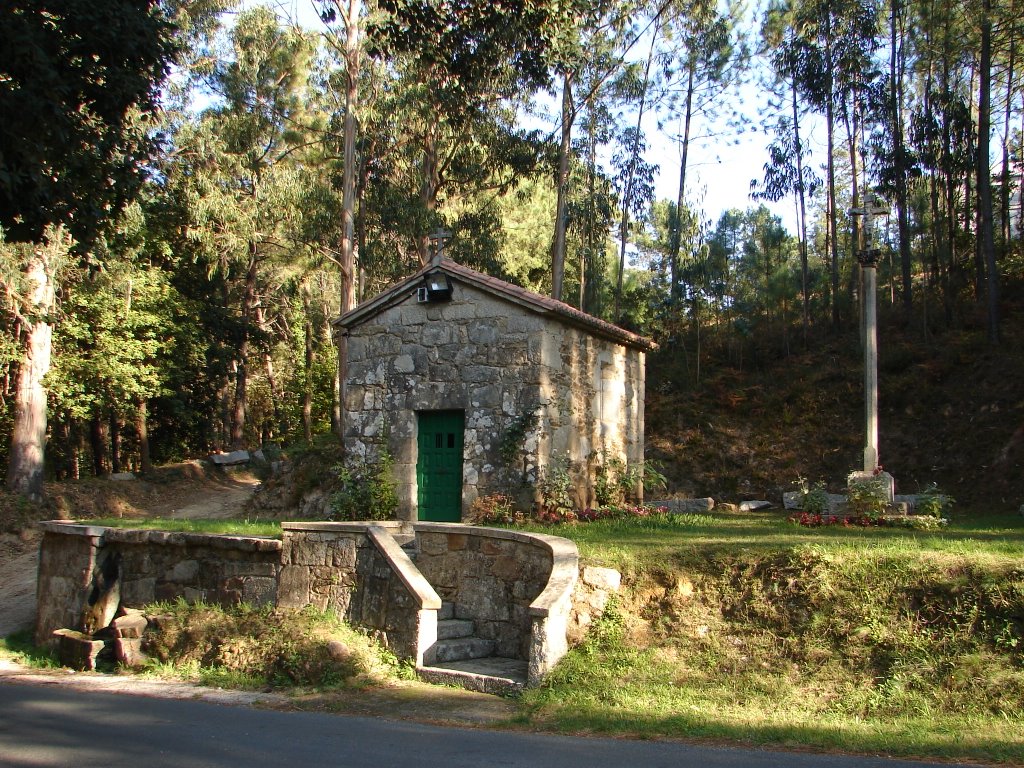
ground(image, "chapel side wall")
xmin=538 ymin=327 xmax=646 ymax=508
xmin=343 ymin=286 xmax=550 ymax=520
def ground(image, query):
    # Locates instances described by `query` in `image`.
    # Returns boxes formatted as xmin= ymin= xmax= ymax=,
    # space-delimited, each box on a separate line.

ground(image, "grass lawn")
xmin=75 ymin=517 xmax=283 ymax=537
xmin=515 ymin=510 xmax=1024 ymax=765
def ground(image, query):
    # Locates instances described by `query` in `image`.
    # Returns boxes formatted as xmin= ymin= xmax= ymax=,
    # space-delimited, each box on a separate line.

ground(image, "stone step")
xmin=438 ymin=602 xmax=455 ymax=621
xmin=432 ymin=636 xmax=495 ymax=663
xmin=437 ymin=618 xmax=475 ymax=640
xmin=418 ymin=657 xmax=528 ymax=696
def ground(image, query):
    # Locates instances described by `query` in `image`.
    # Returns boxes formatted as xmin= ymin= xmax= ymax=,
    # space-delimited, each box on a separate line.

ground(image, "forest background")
xmin=1 ymin=0 xmax=1022 ymax=512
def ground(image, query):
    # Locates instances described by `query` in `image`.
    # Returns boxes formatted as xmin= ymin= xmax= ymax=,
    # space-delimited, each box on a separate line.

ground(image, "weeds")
xmin=142 ymin=601 xmax=398 ymax=690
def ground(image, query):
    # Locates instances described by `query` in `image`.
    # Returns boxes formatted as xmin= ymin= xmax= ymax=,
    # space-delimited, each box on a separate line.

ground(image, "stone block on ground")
xmin=114 ymin=637 xmax=149 ymax=668
xmin=782 ymin=491 xmax=803 ymax=510
xmin=110 ymin=612 xmax=148 ymax=639
xmin=54 ymin=628 xmax=107 ymax=671
xmin=739 ymin=500 xmax=773 ymax=512
xmin=581 ymin=566 xmax=621 ymax=592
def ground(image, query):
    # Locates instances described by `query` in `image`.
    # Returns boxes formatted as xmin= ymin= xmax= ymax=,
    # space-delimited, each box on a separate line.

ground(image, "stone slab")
xmin=208 ymin=450 xmax=251 ymax=466
xmin=650 ymin=498 xmax=715 ymax=513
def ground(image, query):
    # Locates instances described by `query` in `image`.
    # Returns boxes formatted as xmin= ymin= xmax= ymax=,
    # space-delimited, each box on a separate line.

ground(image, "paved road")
xmin=0 ymin=682 xmax=972 ymax=768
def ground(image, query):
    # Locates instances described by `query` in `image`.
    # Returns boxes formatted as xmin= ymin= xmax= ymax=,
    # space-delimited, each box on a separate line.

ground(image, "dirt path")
xmin=0 ymin=470 xmax=261 ymax=639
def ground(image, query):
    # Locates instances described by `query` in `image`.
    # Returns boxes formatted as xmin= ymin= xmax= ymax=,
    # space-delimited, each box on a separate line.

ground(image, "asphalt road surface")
xmin=0 ymin=682 xmax=974 ymax=768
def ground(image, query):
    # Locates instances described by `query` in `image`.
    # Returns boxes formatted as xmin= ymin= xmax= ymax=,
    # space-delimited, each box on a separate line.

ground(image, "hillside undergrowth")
xmin=521 ymin=514 xmax=1024 ymax=764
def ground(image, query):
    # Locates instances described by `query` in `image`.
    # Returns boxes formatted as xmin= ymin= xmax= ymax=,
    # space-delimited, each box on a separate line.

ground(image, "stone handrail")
xmin=366 ymin=526 xmax=442 ymax=610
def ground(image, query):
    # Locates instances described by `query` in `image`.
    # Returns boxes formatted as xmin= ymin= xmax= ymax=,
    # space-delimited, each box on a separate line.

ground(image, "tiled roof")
xmin=334 ymin=258 xmax=655 ymax=351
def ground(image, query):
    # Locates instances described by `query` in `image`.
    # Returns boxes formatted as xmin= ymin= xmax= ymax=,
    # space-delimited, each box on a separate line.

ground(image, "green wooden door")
xmin=416 ymin=410 xmax=465 ymax=522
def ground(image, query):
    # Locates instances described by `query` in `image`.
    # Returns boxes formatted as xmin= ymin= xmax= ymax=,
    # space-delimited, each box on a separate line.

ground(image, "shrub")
xmin=847 ymin=476 xmax=890 ymax=520
xmin=538 ymin=456 xmax=576 ymax=520
xmin=468 ymin=494 xmax=524 ymax=525
xmin=916 ymin=483 xmax=954 ymax=518
xmin=329 ymin=450 xmax=398 ymax=521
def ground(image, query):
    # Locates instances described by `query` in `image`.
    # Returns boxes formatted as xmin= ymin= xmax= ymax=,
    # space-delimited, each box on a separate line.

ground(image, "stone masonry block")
xmin=276 ymin=566 xmax=311 ymax=610
xmin=330 ymin=537 xmax=358 ymax=569
xmin=291 ymin=537 xmax=329 ymax=567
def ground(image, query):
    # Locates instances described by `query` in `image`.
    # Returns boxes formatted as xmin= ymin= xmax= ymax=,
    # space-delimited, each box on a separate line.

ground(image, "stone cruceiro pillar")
xmin=851 ymin=199 xmax=889 ymax=475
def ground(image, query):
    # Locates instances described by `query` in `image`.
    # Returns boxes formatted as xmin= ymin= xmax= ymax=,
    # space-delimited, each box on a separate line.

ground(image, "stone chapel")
xmin=333 ymin=256 xmax=653 ymax=522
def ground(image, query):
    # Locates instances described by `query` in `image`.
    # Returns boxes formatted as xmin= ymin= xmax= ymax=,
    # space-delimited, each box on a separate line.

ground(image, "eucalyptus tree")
xmin=0 ymin=0 xmax=182 ymax=501
xmin=613 ymin=27 xmax=661 ymax=320
xmin=978 ymin=0 xmax=999 ymax=342
xmin=660 ymin=0 xmax=749 ymax=305
xmin=168 ymin=7 xmax=319 ymax=447
xmin=906 ymin=0 xmax=976 ymax=320
xmin=757 ymin=2 xmax=813 ymax=337
xmin=772 ymin=0 xmax=882 ymax=332
xmin=366 ymin=0 xmax=569 ymax=268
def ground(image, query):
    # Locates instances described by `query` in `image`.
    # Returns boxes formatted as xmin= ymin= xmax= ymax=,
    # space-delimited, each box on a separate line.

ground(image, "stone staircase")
xmin=420 ymin=601 xmax=528 ymax=695
xmin=399 ymin=537 xmax=528 ymax=695
xmin=434 ymin=602 xmax=495 ymax=662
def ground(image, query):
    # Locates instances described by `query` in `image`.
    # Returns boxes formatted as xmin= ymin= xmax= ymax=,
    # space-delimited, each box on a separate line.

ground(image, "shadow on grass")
xmin=518 ymin=704 xmax=1024 ymax=765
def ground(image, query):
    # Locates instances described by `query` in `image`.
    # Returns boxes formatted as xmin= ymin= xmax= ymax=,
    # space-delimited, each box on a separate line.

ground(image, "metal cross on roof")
xmin=428 ymin=228 xmax=452 ymax=263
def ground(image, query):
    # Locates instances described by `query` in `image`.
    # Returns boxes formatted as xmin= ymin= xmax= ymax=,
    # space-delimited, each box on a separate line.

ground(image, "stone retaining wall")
xmin=35 ymin=523 xmax=282 ymax=646
xmin=35 ymin=521 xmax=599 ymax=687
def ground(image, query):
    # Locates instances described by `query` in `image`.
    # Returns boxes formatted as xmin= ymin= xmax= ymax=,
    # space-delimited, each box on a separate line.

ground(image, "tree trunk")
xmin=669 ymin=61 xmax=696 ymax=304
xmin=302 ymin=284 xmax=314 ymax=442
xmin=231 ymin=251 xmax=259 ymax=449
xmin=614 ymin=26 xmax=658 ymax=319
xmin=1001 ymin=0 xmax=1016 ymax=248
xmin=5 ymin=250 xmax=55 ymax=502
xmin=791 ymin=78 xmax=810 ymax=344
xmin=136 ymin=399 xmax=152 ymax=475
xmin=978 ymin=0 xmax=1000 ymax=343
xmin=551 ymin=71 xmax=574 ymax=302
xmin=110 ymin=411 xmax=122 ymax=475
xmin=825 ymin=33 xmax=840 ymax=332
xmin=891 ymin=0 xmax=913 ymax=314
xmin=418 ymin=116 xmax=441 ymax=267
xmin=90 ymin=411 xmax=110 ymax=477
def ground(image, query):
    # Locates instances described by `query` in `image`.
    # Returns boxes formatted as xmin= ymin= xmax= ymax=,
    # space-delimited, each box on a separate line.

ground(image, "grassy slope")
xmin=518 ymin=513 xmax=1024 ymax=764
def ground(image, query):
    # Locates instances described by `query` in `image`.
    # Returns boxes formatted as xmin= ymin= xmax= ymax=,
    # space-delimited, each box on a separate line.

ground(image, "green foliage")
xmin=797 ymin=477 xmax=830 ymax=515
xmin=0 ymin=629 xmax=59 ymax=669
xmin=595 ymin=457 xmax=666 ymax=507
xmin=141 ymin=601 xmax=396 ymax=690
xmin=847 ymin=476 xmax=891 ymax=520
xmin=0 ymin=0 xmax=179 ymax=245
xmin=329 ymin=450 xmax=399 ymax=522
xmin=537 ymin=456 xmax=576 ymax=520
xmin=523 ymin=515 xmax=1024 ymax=762
xmin=78 ymin=517 xmax=282 ymax=537
xmin=916 ymin=484 xmax=955 ymax=519
xmin=498 ymin=409 xmax=539 ymax=464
